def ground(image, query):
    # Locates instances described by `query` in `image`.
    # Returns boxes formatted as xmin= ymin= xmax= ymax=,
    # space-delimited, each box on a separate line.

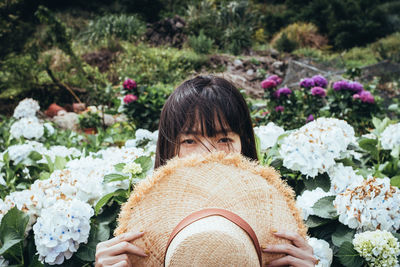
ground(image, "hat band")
xmin=164 ymin=208 xmax=262 ymax=266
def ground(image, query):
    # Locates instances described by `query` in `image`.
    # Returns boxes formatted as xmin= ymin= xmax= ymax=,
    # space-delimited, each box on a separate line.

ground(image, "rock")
xmin=233 ymin=59 xmax=243 ymax=68
xmin=272 ymin=61 xmax=284 ymax=70
xmin=52 ymin=111 xmax=79 ymax=130
xmin=246 ymin=69 xmax=255 ymax=76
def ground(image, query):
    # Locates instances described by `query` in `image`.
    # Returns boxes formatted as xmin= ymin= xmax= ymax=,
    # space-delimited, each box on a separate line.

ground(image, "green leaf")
xmin=45 ymin=155 xmax=54 ymax=173
xmin=75 ymin=227 xmax=97 ymax=262
xmin=358 ymin=138 xmax=378 ymax=153
xmin=312 ymin=195 xmax=337 ymax=219
xmin=303 ymin=173 xmax=331 ymax=192
xmin=390 ymin=176 xmax=400 ymax=187
xmin=54 ymin=156 xmax=67 ymax=170
xmin=39 ymin=171 xmax=50 ymax=180
xmin=391 ymin=145 xmax=400 ymax=159
xmin=134 ymin=156 xmax=152 ymax=174
xmin=336 ymin=242 xmax=364 ymax=267
xmin=332 ymin=224 xmax=355 ymax=247
xmin=28 ymin=151 xmax=43 ymax=161
xmin=372 ymin=117 xmax=382 ymax=130
xmin=103 ymin=173 xmax=129 ymax=183
xmin=0 ymin=207 xmax=29 ymax=255
xmin=114 ymin=163 xmax=126 ymax=172
xmin=305 ymin=215 xmax=330 ymax=228
xmin=94 ymin=189 xmax=126 ymax=215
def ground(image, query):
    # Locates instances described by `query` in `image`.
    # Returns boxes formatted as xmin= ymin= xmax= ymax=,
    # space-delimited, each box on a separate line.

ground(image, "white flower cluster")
xmin=327 ymin=163 xmax=364 ymax=194
xmin=279 ymin=118 xmax=356 ymax=177
xmin=307 ymin=237 xmax=333 ymax=267
xmin=122 ymin=162 xmax=142 ymax=175
xmin=381 ymin=123 xmax=400 ymax=150
xmin=254 ymin=122 xmax=285 ymax=152
xmin=33 ymin=199 xmax=93 ymax=265
xmin=10 ymin=117 xmax=44 ymax=140
xmin=125 ymin=128 xmax=158 ymax=153
xmin=353 ymin=230 xmax=400 ymax=267
xmin=3 ymin=141 xmax=80 ymax=166
xmin=334 ymin=177 xmax=400 ymax=232
xmin=13 ymin=98 xmax=40 ymax=119
xmin=296 ymin=188 xmax=333 ymax=220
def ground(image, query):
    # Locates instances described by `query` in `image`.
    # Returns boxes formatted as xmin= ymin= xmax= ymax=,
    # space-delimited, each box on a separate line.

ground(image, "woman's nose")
xmin=201 ymin=140 xmax=218 ymax=152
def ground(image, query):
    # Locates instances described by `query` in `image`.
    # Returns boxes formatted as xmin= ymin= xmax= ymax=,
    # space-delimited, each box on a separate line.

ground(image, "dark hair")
xmin=155 ymin=75 xmax=257 ymax=168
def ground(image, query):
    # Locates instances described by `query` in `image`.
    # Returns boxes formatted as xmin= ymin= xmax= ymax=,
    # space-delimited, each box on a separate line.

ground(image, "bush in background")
xmin=80 ymin=14 xmax=146 ymax=44
xmin=187 ymin=30 xmax=214 ymax=54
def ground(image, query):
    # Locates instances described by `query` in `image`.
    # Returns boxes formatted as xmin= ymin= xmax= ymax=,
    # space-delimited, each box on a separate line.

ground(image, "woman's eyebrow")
xmin=182 ymin=130 xmax=232 ymax=135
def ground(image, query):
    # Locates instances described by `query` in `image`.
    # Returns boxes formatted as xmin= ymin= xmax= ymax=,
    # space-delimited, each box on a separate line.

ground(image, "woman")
xmin=96 ymin=75 xmax=317 ymax=267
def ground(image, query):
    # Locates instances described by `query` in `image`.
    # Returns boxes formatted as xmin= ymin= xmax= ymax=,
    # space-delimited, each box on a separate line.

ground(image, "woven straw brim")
xmin=115 ymin=152 xmax=307 ymax=266
xmin=165 ymin=215 xmax=260 ymax=267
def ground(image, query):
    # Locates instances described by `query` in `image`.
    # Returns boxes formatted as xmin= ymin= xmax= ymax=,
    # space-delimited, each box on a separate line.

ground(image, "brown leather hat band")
xmin=164 ymin=208 xmax=262 ymax=266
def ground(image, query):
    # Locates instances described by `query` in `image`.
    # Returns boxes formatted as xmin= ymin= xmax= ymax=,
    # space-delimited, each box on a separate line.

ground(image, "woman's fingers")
xmin=263 ymin=243 xmax=316 ymax=263
xmin=107 ymin=241 xmax=148 ymax=257
xmin=98 ymin=232 xmax=145 ymax=248
xmin=272 ymin=231 xmax=312 ymax=250
xmin=265 ymin=255 xmax=314 ymax=267
xmin=110 ymin=260 xmax=130 ymax=267
xmin=97 ymin=254 xmax=132 ymax=267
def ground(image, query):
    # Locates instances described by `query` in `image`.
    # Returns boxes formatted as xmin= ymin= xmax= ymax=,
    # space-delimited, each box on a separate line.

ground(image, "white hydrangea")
xmin=334 ymin=177 xmax=400 ymax=232
xmin=1 ymin=190 xmax=43 ymax=233
xmin=327 ymin=163 xmax=364 ymax=194
xmin=0 ymin=256 xmax=9 ymax=266
xmin=44 ymin=123 xmax=55 ymax=136
xmin=353 ymin=230 xmax=400 ymax=267
xmin=37 ymin=146 xmax=81 ymax=164
xmin=33 ymin=199 xmax=93 ymax=265
xmin=13 ymin=98 xmax=40 ymax=119
xmin=279 ymin=118 xmax=356 ymax=177
xmin=10 ymin=117 xmax=44 ymax=140
xmin=381 ymin=123 xmax=400 ymax=150
xmin=307 ymin=237 xmax=333 ymax=267
xmin=296 ymin=188 xmax=333 ymax=220
xmin=6 ymin=141 xmax=46 ymax=165
xmin=254 ymin=122 xmax=285 ymax=151
xmin=125 ymin=129 xmax=158 ymax=153
xmin=122 ymin=162 xmax=142 ymax=175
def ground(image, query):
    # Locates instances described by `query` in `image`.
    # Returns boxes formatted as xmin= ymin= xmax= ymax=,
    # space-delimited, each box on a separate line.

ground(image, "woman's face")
xmin=178 ymin=126 xmax=241 ymax=158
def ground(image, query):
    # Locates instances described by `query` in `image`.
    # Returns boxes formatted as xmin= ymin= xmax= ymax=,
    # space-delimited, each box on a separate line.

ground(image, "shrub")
xmin=114 ymin=43 xmax=207 ymax=86
xmin=274 ymin=33 xmax=298 ymax=53
xmin=271 ymin=22 xmax=328 ymax=51
xmin=188 ymin=30 xmax=214 ymax=54
xmin=371 ymin=32 xmax=400 ymax=63
xmin=80 ymin=14 xmax=146 ymax=44
xmin=342 ymin=47 xmax=378 ymax=68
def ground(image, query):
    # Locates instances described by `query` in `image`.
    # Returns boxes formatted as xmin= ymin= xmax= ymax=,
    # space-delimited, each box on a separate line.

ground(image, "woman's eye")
xmin=182 ymin=139 xmax=195 ymax=144
xmin=218 ymin=137 xmax=232 ymax=143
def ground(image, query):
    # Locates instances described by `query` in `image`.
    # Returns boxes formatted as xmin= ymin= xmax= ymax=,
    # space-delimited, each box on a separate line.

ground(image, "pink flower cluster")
xmin=123 ymin=94 xmax=138 ymax=104
xmin=261 ymin=75 xmax=282 ymax=90
xmin=123 ymin=78 xmax=137 ymax=90
xmin=333 ymin=80 xmax=374 ymax=104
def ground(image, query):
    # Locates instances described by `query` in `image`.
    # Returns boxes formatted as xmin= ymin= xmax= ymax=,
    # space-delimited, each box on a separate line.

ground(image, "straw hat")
xmin=115 ymin=152 xmax=307 ymax=266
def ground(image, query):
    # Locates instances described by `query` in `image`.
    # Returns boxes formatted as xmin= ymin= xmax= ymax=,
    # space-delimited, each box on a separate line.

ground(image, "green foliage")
xmin=312 ymin=196 xmax=338 ymax=219
xmin=342 ymin=46 xmax=378 ymax=68
xmin=185 ymin=0 xmax=256 ymax=54
xmin=188 ymin=30 xmax=214 ymax=54
xmin=274 ymin=32 xmax=298 ymax=53
xmin=122 ymin=82 xmax=173 ymax=131
xmin=116 ymin=43 xmax=207 ymax=86
xmin=80 ymin=14 xmax=146 ymax=45
xmin=336 ymin=242 xmax=365 ymax=267
xmin=371 ymin=32 xmax=400 ymax=63
xmin=78 ymin=111 xmax=102 ymax=129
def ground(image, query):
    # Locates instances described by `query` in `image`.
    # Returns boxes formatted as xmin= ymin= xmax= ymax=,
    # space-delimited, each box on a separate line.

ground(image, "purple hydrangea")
xmin=359 ymin=91 xmax=375 ymax=104
xmin=306 ymin=114 xmax=314 ymax=122
xmin=275 ymin=105 xmax=284 ymax=112
xmin=300 ymin=78 xmax=315 ymax=89
xmin=349 ymin=82 xmax=364 ymax=93
xmin=312 ymin=75 xmax=328 ymax=88
xmin=274 ymin=87 xmax=292 ymax=98
xmin=333 ymin=80 xmax=350 ymax=91
xmin=268 ymin=75 xmax=282 ymax=85
xmin=311 ymin=86 xmax=327 ymax=97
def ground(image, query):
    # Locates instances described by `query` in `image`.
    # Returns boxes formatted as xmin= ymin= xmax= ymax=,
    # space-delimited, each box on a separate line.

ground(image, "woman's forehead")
xmin=182 ymin=117 xmax=231 ymax=135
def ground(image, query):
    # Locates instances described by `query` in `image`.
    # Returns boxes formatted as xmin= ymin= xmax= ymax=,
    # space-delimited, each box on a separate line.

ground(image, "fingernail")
xmin=270 ymin=228 xmax=278 ymax=233
xmin=261 ymin=245 xmax=267 ymax=250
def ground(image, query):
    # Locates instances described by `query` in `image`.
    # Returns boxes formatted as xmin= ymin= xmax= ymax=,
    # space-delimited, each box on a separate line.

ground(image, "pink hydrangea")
xmin=261 ymin=79 xmax=277 ymax=89
xmin=123 ymin=79 xmax=137 ymax=90
xmin=268 ymin=75 xmax=282 ymax=85
xmin=306 ymin=114 xmax=314 ymax=122
xmin=275 ymin=105 xmax=284 ymax=112
xmin=123 ymin=94 xmax=138 ymax=104
xmin=359 ymin=91 xmax=374 ymax=103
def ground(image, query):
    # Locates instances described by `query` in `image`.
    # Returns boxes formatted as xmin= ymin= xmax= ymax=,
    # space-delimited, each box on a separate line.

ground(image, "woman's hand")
xmin=263 ymin=231 xmax=318 ymax=267
xmin=95 ymin=231 xmax=147 ymax=267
